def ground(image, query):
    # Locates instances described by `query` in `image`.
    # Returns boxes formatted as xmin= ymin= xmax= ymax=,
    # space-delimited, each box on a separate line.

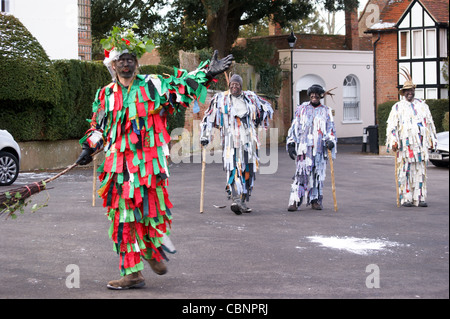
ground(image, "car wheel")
xmin=0 ymin=151 xmax=19 ymax=186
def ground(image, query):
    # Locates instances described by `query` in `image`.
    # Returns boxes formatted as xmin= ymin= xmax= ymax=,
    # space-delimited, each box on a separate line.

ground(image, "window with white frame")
xmin=439 ymin=29 xmax=448 ymax=57
xmin=343 ymin=75 xmax=360 ymax=122
xmin=399 ymin=31 xmax=410 ymax=58
xmin=425 ymin=29 xmax=436 ymax=57
xmin=412 ymin=30 xmax=423 ymax=58
xmin=1 ymin=0 xmax=10 ymax=12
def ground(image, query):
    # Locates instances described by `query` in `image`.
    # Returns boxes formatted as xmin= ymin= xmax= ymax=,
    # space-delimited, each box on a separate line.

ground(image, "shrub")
xmin=443 ymin=112 xmax=449 ymax=131
xmin=49 ymin=60 xmax=110 ymax=140
xmin=426 ymin=99 xmax=449 ymax=133
xmin=376 ymin=101 xmax=396 ymax=145
xmin=0 ymin=14 xmax=60 ymax=106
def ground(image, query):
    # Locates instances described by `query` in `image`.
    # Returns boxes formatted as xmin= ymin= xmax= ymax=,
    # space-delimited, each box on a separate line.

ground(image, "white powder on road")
xmin=305 ymin=235 xmax=402 ymax=255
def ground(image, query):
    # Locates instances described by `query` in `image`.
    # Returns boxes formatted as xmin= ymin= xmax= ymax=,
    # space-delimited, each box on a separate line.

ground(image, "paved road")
xmin=0 ymin=144 xmax=448 ymax=302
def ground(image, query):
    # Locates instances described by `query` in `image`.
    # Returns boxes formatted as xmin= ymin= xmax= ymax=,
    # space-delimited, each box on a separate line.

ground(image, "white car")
xmin=429 ymin=131 xmax=449 ymax=168
xmin=0 ymin=130 xmax=21 ymax=186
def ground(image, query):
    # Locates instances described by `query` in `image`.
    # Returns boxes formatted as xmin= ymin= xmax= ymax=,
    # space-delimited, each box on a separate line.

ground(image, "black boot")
xmin=230 ymin=196 xmax=243 ymax=215
xmin=311 ymin=200 xmax=322 ymax=210
xmin=241 ymin=198 xmax=252 ymax=213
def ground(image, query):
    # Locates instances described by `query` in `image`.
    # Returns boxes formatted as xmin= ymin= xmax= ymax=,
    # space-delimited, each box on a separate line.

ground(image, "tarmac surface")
xmin=0 ymin=144 xmax=448 ymax=302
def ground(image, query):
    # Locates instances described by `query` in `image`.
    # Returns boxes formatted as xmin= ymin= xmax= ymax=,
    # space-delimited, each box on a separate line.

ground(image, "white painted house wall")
xmin=280 ymin=49 xmax=374 ymax=140
xmin=7 ymin=0 xmax=78 ymax=60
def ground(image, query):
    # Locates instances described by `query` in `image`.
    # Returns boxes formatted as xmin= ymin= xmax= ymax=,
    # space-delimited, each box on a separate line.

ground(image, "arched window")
xmin=343 ymin=75 xmax=360 ymax=122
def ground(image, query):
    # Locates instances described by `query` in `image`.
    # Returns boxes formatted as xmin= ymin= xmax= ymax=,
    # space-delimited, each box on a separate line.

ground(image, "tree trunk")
xmin=204 ymin=0 xmax=241 ymax=57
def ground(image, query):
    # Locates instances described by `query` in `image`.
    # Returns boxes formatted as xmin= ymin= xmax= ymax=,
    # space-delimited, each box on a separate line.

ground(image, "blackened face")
xmin=229 ymin=81 xmax=242 ymax=97
xmin=404 ymin=88 xmax=415 ymax=102
xmin=114 ymin=53 xmax=137 ymax=79
xmin=310 ymin=93 xmax=321 ymax=106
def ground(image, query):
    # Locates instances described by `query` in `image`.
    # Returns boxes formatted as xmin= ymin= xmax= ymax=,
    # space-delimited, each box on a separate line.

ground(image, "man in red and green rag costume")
xmin=76 ymin=26 xmax=233 ymax=290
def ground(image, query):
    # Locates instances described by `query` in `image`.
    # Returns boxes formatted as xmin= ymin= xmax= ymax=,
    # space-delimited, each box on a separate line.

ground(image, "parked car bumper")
xmin=429 ymin=131 xmax=449 ymax=167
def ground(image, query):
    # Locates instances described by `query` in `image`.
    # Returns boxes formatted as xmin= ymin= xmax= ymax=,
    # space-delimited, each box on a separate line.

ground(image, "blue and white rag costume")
xmin=287 ymin=101 xmax=337 ymax=207
xmin=200 ymin=90 xmax=273 ymax=203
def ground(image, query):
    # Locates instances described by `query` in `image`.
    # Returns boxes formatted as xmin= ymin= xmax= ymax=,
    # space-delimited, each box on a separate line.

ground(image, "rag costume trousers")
xmin=289 ymin=171 xmax=324 ymax=206
xmin=226 ymin=148 xmax=255 ymax=202
xmin=397 ymin=160 xmax=427 ymax=206
xmin=106 ymin=184 xmax=171 ymax=276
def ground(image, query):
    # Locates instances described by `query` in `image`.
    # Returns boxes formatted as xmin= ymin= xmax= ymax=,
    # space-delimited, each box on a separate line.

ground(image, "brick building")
xmin=78 ymin=0 xmax=92 ymax=61
xmin=364 ymin=0 xmax=449 ymax=108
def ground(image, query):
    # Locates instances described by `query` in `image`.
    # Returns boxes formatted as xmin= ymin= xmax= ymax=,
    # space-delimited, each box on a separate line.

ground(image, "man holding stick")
xmin=200 ymin=74 xmax=273 ymax=215
xmin=76 ymin=26 xmax=232 ymax=289
xmin=386 ymin=68 xmax=437 ymax=207
xmin=286 ymin=84 xmax=337 ymax=211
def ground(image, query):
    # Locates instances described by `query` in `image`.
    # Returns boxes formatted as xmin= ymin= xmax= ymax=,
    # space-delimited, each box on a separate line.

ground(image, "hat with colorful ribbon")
xmin=100 ymin=24 xmax=155 ymax=79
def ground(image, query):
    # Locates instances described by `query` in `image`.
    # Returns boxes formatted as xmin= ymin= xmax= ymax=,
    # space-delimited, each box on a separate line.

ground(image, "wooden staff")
xmin=224 ymin=71 xmax=230 ymax=86
xmin=200 ymin=146 xmax=206 ymax=213
xmin=92 ymin=154 xmax=97 ymax=207
xmin=199 ymin=70 xmax=231 ymax=213
xmin=328 ymin=149 xmax=337 ymax=212
xmin=395 ymin=152 xmax=400 ymax=207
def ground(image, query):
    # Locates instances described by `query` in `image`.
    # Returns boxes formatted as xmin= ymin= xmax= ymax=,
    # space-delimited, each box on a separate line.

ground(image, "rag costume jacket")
xmin=80 ymin=64 xmax=210 ymax=276
xmin=287 ymin=102 xmax=337 ymax=207
xmin=200 ymin=90 xmax=273 ymax=201
xmin=385 ymin=98 xmax=437 ymax=206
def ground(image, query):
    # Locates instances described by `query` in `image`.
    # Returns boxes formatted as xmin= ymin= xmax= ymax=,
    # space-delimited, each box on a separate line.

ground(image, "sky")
xmin=326 ymin=0 xmax=369 ymax=35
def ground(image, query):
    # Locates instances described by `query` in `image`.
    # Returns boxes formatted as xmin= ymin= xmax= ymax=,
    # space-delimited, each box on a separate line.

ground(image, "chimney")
xmin=345 ymin=8 xmax=360 ymax=50
xmin=269 ymin=20 xmax=282 ymax=36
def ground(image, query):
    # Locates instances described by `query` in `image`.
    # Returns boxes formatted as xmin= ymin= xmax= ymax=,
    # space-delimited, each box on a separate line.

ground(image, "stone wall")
xmin=18 ymin=140 xmax=103 ymax=171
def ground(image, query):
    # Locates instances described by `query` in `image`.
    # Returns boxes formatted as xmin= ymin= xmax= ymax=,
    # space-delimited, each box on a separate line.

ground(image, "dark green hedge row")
xmin=0 ymin=57 xmax=61 ymax=106
xmin=48 ymin=60 xmax=111 ymax=140
xmin=1 ymin=13 xmax=187 ymax=142
xmin=0 ymin=61 xmax=190 ymax=142
xmin=443 ymin=112 xmax=449 ymax=131
xmin=0 ymin=60 xmax=110 ymax=141
xmin=377 ymin=99 xmax=449 ymax=145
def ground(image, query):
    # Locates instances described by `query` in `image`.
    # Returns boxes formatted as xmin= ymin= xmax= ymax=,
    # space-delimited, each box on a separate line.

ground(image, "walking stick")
xmin=395 ymin=152 xmax=400 ymax=207
xmin=327 ymin=149 xmax=338 ymax=212
xmin=92 ymin=154 xmax=97 ymax=207
xmin=200 ymin=146 xmax=206 ymax=213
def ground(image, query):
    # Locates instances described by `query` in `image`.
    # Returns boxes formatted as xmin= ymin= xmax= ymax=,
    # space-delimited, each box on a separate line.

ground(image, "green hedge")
xmin=0 ymin=60 xmax=110 ymax=141
xmin=377 ymin=99 xmax=449 ymax=145
xmin=1 ymin=14 xmax=188 ymax=141
xmin=0 ymin=14 xmax=59 ymax=106
xmin=0 ymin=14 xmax=49 ymax=63
xmin=443 ymin=112 xmax=449 ymax=131
xmin=0 ymin=60 xmax=190 ymax=142
xmin=49 ymin=60 xmax=110 ymax=140
xmin=0 ymin=58 xmax=61 ymax=106
xmin=427 ymin=99 xmax=449 ymax=133
xmin=0 ymin=99 xmax=48 ymax=141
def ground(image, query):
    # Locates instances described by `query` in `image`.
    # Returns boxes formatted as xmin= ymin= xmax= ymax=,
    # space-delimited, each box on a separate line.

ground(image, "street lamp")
xmin=287 ymin=31 xmax=297 ymax=121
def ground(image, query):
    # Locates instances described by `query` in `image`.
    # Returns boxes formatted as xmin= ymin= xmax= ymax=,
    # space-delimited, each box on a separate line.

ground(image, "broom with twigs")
xmin=0 ymin=149 xmax=101 ymax=219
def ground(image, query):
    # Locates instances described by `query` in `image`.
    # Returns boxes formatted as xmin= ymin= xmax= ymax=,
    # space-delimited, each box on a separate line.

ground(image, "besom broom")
xmin=0 ymin=150 xmax=101 ymax=219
